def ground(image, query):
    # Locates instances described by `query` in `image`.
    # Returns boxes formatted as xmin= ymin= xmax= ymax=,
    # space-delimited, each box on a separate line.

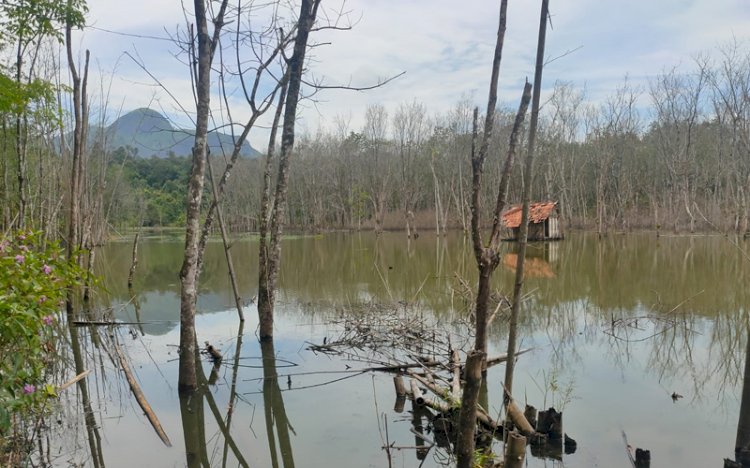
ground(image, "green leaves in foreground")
xmin=0 ymin=231 xmax=85 ymax=435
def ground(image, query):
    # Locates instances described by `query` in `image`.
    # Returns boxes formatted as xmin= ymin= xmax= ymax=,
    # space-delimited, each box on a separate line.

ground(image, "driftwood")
xmin=114 ymin=343 xmax=172 ymax=447
xmin=407 ymin=371 xmax=503 ymax=435
xmin=410 ymin=379 xmax=425 ymax=406
xmin=451 ymin=350 xmax=461 ymax=397
xmin=503 ymin=385 xmax=538 ymax=437
xmin=486 ymin=347 xmax=533 ymax=368
xmin=72 ymin=320 xmax=148 ymax=326
xmin=58 ymin=369 xmax=91 ymax=392
xmin=506 ymin=398 xmax=536 ymax=437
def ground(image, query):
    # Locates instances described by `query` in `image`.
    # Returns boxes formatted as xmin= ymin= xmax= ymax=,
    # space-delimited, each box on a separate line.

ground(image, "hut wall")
xmin=528 ymin=223 xmax=545 ymax=241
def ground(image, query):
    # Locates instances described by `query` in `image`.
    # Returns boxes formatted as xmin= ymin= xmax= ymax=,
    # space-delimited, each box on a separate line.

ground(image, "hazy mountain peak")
xmin=104 ymin=108 xmax=258 ymax=158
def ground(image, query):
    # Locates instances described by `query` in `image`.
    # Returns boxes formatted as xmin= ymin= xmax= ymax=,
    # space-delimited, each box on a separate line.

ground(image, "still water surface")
xmin=52 ymin=232 xmax=750 ymax=467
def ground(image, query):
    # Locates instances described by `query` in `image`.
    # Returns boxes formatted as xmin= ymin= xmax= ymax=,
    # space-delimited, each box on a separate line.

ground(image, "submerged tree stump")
xmin=635 ymin=447 xmax=651 ymax=467
xmin=537 ymin=407 xmax=563 ymax=440
xmin=524 ymin=404 xmax=538 ymax=429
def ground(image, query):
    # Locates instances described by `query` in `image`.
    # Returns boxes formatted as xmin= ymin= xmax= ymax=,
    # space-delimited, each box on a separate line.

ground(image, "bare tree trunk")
xmin=457 ymin=1 xmax=514 ymax=465
xmin=15 ymin=40 xmax=27 ymax=229
xmin=258 ymin=0 xmax=321 ymax=341
xmin=64 ymin=6 xmax=89 ymax=317
xmin=258 ymin=77 xmax=288 ymax=340
xmin=207 ymin=155 xmax=244 ymax=321
xmin=504 ymin=0 xmax=549 ymax=401
xmin=455 ymin=350 xmax=485 ymax=468
xmin=178 ymin=0 xmax=229 ymax=394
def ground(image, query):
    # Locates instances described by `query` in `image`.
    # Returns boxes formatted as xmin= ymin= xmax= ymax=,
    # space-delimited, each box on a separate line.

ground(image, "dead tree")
xmin=64 ymin=0 xmax=89 ymax=316
xmin=457 ymin=0 xmax=532 ymax=466
xmin=257 ymin=0 xmax=322 ymax=341
xmin=504 ymin=0 xmax=549 ymax=400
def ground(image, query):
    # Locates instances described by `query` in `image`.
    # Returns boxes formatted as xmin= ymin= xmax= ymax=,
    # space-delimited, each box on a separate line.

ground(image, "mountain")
xmin=101 ymin=108 xmax=260 ymax=158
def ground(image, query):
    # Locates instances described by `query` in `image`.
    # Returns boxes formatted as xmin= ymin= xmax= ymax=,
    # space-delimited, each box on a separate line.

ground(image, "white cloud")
xmin=72 ymin=0 xmax=750 ymax=149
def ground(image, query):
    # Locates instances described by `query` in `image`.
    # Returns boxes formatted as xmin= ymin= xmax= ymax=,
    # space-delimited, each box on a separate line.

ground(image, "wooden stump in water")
xmin=635 ymin=447 xmax=651 ymax=467
xmin=524 ymin=404 xmax=538 ymax=429
xmin=410 ymin=379 xmax=425 ymax=406
xmin=507 ymin=430 xmax=527 ymax=458
xmin=537 ymin=407 xmax=563 ymax=440
xmin=393 ymin=395 xmax=406 ymax=413
xmin=393 ymin=375 xmax=407 ymax=412
xmin=564 ymin=433 xmax=578 ymax=454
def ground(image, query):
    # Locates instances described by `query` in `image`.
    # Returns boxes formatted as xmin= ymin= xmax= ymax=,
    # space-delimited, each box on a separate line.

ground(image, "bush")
xmin=0 ymin=231 xmax=85 ymax=434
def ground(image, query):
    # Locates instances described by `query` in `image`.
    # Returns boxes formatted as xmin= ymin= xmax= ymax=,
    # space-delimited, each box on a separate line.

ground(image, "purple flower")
xmin=38 ymin=295 xmax=48 ymax=304
xmin=18 ymin=234 xmax=26 ymax=241
xmin=14 ymin=255 xmax=24 ymax=264
xmin=42 ymin=315 xmax=54 ymax=326
xmin=0 ymin=241 xmax=8 ymax=253
xmin=19 ymin=245 xmax=28 ymax=252
xmin=23 ymin=384 xmax=35 ymax=394
xmin=42 ymin=264 xmax=52 ymax=275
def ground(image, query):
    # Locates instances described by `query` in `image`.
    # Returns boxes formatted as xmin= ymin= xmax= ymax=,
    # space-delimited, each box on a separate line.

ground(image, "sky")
xmin=73 ymin=0 xmax=750 ymax=149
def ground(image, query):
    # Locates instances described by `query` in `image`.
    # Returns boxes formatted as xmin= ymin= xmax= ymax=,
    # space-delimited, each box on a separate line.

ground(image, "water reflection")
xmin=261 ymin=339 xmax=296 ymax=468
xmin=68 ymin=321 xmax=105 ymax=468
xmin=734 ymin=326 xmax=750 ymax=466
xmin=45 ymin=232 xmax=750 ymax=467
xmin=99 ymin=233 xmax=750 ymax=331
xmin=179 ymin=390 xmax=208 ymax=468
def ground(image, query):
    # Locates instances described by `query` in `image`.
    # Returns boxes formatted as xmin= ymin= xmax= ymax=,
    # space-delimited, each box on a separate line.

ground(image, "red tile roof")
xmin=502 ymin=201 xmax=557 ymax=228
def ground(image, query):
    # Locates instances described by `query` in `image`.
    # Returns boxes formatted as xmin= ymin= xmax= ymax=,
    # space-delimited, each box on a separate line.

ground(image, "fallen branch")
xmin=58 ymin=369 xmax=91 ymax=392
xmin=486 ymin=347 xmax=533 ymax=368
xmin=114 ymin=342 xmax=172 ymax=447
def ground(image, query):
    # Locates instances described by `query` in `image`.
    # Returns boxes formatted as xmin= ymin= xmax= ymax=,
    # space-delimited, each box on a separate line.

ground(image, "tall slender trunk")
xmin=15 ymin=39 xmax=27 ymax=229
xmin=258 ymin=78 xmax=288 ymax=339
xmin=258 ymin=0 xmax=321 ymax=341
xmin=178 ymin=0 xmax=214 ymax=394
xmin=504 ymin=0 xmax=549 ymax=401
xmin=64 ymin=5 xmax=90 ymax=317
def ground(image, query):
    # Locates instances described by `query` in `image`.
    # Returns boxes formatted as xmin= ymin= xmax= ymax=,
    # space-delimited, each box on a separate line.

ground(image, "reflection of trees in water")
xmin=734 ymin=326 xmax=750 ymax=466
xmin=515 ymin=290 xmax=747 ymax=407
xmin=68 ymin=322 xmax=106 ymax=468
xmin=261 ymin=339 xmax=296 ymax=468
xmin=41 ymin=319 xmax=108 ymax=466
xmin=179 ymin=390 xmax=208 ymax=468
xmin=180 ymin=328 xmax=251 ymax=468
xmin=96 ymin=233 xmax=750 ymax=321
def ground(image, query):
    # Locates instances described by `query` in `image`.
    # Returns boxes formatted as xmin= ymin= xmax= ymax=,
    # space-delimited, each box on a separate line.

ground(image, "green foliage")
xmin=0 ymin=231 xmax=85 ymax=435
xmin=0 ymin=71 xmax=57 ymax=119
xmin=0 ymin=0 xmax=87 ymax=46
xmin=108 ymin=148 xmax=194 ymax=227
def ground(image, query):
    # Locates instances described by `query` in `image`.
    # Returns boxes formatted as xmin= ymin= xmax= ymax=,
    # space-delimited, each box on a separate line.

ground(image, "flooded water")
xmin=48 ymin=232 xmax=750 ymax=467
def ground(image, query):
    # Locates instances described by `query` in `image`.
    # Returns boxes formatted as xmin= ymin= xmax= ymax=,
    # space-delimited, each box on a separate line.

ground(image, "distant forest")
xmin=2 ymin=40 xmax=749 ymax=237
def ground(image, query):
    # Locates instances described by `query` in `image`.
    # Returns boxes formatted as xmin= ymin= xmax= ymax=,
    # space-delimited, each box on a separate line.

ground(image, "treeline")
xmin=206 ymin=41 xmax=750 ymax=235
xmin=3 ymin=36 xmax=749 ymax=237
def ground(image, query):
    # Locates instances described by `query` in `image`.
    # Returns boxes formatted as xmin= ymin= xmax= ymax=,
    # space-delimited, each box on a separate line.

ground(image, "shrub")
xmin=0 ymin=231 xmax=85 ymax=434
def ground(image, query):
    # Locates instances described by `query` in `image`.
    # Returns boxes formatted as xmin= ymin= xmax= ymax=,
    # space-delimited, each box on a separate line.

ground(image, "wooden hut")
xmin=502 ymin=201 xmax=563 ymax=241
